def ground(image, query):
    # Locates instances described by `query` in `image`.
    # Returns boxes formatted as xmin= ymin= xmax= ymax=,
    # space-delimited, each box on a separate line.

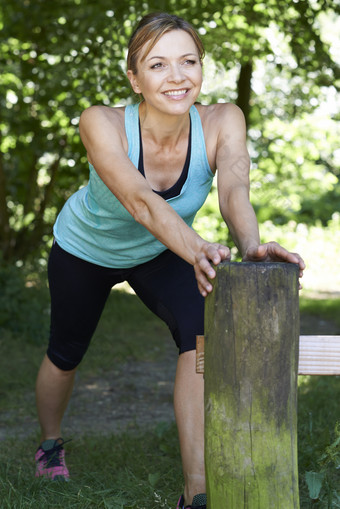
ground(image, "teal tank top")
xmin=53 ymin=103 xmax=214 ymax=268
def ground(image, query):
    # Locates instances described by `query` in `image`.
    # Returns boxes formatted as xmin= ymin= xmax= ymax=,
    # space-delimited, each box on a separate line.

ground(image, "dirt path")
xmin=1 ymin=315 xmax=339 ymax=439
xmin=63 ymin=342 xmax=178 ymax=435
xmin=64 ymin=314 xmax=339 ymax=435
xmin=0 ymin=342 xmax=178 ymax=440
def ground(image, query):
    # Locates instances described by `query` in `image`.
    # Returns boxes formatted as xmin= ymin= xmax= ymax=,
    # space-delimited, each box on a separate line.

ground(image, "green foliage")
xmin=298 ymin=376 xmax=340 ymax=507
xmin=0 ymin=258 xmax=50 ymax=343
xmin=249 ymin=114 xmax=340 ymax=226
xmin=258 ymin=214 xmax=340 ymax=293
xmin=305 ymin=471 xmax=325 ymax=501
xmin=194 ymin=183 xmax=235 ymax=249
xmin=300 ymin=297 xmax=340 ymax=328
xmin=0 ymin=0 xmax=134 ymax=261
xmin=0 ymin=0 xmax=339 ymax=262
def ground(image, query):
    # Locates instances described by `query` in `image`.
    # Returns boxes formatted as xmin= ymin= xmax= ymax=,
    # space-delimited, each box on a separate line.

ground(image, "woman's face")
xmin=127 ymin=29 xmax=203 ymax=116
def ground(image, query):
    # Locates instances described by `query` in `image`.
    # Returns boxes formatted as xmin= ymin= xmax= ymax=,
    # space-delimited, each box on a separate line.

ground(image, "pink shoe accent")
xmin=176 ymin=495 xmax=185 ymax=509
xmin=35 ymin=440 xmax=69 ymax=481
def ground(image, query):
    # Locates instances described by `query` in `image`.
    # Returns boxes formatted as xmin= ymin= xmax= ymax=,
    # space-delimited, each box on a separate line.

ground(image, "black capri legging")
xmin=47 ymin=242 xmax=205 ymax=370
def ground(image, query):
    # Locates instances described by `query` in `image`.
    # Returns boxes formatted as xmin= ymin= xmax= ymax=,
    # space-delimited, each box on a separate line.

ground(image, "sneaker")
xmin=176 ymin=493 xmax=207 ymax=509
xmin=35 ymin=437 xmax=70 ymax=481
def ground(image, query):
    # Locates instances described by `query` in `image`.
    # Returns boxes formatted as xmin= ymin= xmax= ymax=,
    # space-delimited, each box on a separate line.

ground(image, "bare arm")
xmin=216 ymin=104 xmax=260 ymax=257
xmin=215 ymin=104 xmax=305 ymax=278
xmin=79 ymin=106 xmax=230 ymax=296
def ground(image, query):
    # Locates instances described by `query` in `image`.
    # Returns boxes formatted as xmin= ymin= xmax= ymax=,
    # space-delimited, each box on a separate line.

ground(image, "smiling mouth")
xmin=163 ymin=89 xmax=188 ymax=96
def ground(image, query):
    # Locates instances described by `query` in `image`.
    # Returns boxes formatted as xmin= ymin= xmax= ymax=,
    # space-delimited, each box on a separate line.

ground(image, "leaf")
xmin=305 ymin=471 xmax=325 ymax=500
xmin=154 ymin=421 xmax=172 ymax=439
xmin=148 ymin=472 xmax=161 ymax=488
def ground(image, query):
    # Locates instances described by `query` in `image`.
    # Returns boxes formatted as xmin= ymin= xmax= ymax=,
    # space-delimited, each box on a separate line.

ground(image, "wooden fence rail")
xmin=298 ymin=335 xmax=340 ymax=375
xmin=197 ymin=335 xmax=340 ymax=376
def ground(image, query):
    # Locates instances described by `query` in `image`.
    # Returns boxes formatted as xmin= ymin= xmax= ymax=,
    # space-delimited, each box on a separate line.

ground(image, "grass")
xmin=299 ymin=297 xmax=340 ymax=329
xmin=0 ymin=424 xmax=182 ymax=508
xmin=298 ymin=376 xmax=340 ymax=507
xmin=0 ymin=288 xmax=170 ymax=412
xmin=1 ymin=280 xmax=340 ymax=507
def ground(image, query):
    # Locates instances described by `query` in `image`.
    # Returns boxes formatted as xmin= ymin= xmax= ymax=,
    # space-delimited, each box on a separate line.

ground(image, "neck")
xmin=139 ymin=101 xmax=191 ymax=147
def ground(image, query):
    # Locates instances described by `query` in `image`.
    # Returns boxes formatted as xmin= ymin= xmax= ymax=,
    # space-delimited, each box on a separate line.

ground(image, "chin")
xmin=162 ymin=96 xmax=196 ymax=113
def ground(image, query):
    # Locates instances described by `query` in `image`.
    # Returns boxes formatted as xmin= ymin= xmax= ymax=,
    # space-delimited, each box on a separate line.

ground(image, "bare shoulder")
xmin=196 ymin=102 xmax=246 ymax=134
xmin=194 ymin=103 xmax=247 ymax=170
xmin=79 ymin=105 xmax=128 ymax=159
xmin=79 ymin=105 xmax=125 ymax=133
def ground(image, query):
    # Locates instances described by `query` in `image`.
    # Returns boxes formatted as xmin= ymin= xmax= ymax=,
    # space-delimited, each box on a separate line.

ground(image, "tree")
xmin=0 ymin=0 xmax=132 ymax=260
xmin=0 ymin=0 xmax=339 ymax=262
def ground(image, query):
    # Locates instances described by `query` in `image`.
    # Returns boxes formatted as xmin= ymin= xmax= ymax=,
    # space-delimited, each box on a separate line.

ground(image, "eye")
xmin=150 ymin=62 xmax=164 ymax=69
xmin=183 ymin=59 xmax=197 ymax=65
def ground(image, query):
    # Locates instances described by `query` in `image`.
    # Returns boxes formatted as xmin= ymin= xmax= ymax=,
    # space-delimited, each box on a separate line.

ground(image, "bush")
xmin=0 ymin=258 xmax=50 ymax=343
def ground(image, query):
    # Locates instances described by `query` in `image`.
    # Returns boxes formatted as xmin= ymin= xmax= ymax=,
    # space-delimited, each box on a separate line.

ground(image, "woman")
xmin=34 ymin=12 xmax=305 ymax=509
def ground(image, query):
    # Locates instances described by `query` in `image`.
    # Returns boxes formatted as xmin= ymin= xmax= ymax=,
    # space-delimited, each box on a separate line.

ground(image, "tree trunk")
xmin=204 ymin=261 xmax=300 ymax=508
xmin=236 ymin=61 xmax=253 ymax=128
xmin=0 ymin=151 xmax=11 ymax=259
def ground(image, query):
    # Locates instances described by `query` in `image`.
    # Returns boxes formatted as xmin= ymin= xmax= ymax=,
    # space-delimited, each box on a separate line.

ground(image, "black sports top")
xmin=138 ymin=119 xmax=192 ymax=200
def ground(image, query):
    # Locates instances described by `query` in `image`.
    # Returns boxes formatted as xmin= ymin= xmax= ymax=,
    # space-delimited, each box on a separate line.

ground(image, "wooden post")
xmin=204 ymin=261 xmax=300 ymax=508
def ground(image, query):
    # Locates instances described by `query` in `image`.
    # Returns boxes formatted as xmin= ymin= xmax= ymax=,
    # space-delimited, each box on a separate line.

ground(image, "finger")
xmin=208 ymin=245 xmax=231 ymax=266
xmin=266 ymin=241 xmax=289 ymax=258
xmin=198 ymin=257 xmax=216 ymax=280
xmin=256 ymin=244 xmax=268 ymax=256
xmin=196 ymin=271 xmax=213 ymax=296
xmin=194 ymin=262 xmax=214 ymax=293
xmin=198 ymin=283 xmax=208 ymax=297
xmin=295 ymin=254 xmax=306 ymax=271
xmin=266 ymin=245 xmax=306 ymax=275
xmin=264 ymin=242 xmax=294 ymax=261
xmin=245 ymin=244 xmax=266 ymax=261
xmin=217 ymin=246 xmax=231 ymax=261
xmin=280 ymin=250 xmax=304 ymax=268
xmin=205 ymin=245 xmax=223 ymax=266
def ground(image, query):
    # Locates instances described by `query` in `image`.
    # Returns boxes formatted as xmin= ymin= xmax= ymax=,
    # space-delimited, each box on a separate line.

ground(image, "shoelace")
xmin=42 ymin=438 xmax=71 ymax=467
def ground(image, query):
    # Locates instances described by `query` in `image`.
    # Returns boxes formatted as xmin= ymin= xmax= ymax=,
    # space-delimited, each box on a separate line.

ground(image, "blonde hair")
xmin=127 ymin=12 xmax=205 ymax=74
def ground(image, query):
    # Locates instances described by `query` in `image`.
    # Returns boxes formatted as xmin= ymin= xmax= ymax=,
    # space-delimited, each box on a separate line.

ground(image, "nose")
xmin=168 ymin=63 xmax=185 ymax=83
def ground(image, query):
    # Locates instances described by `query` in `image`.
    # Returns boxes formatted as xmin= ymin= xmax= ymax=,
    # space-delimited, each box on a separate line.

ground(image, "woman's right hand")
xmin=193 ymin=242 xmax=231 ymax=297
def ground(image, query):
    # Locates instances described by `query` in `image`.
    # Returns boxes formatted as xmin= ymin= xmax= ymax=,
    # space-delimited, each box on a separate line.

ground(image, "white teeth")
xmin=164 ymin=89 xmax=187 ymax=96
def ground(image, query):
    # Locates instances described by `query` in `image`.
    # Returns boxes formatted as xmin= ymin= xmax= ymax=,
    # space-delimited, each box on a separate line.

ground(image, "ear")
xmin=127 ymin=70 xmax=142 ymax=94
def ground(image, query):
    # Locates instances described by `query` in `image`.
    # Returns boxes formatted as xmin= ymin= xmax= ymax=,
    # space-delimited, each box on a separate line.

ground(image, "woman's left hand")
xmin=243 ymin=242 xmax=305 ymax=284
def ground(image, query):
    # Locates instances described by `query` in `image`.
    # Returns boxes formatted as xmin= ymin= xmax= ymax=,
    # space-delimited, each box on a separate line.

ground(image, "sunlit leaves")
xmin=249 ymin=113 xmax=340 ymax=225
xmin=0 ymin=0 xmax=339 ymax=261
